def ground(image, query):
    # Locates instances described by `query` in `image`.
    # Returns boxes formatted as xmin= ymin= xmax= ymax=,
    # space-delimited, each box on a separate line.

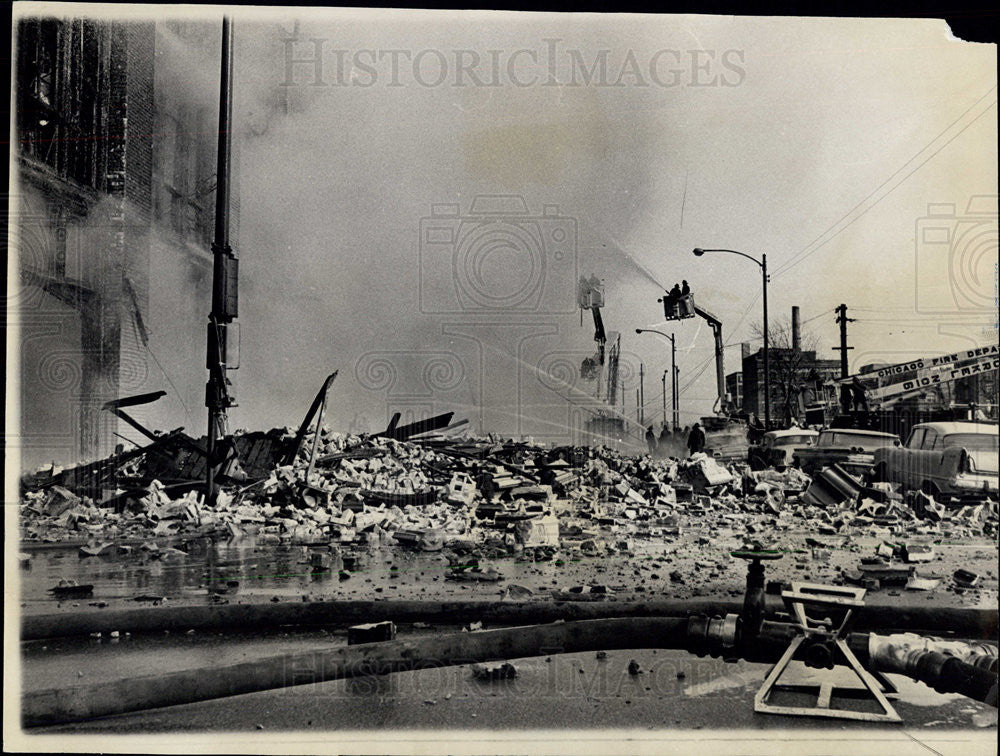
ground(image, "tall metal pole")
xmin=636 ymin=329 xmax=681 ymax=431
xmin=206 ymin=17 xmax=237 ymax=504
xmin=671 ymin=333 xmax=678 ymax=431
xmin=762 ymin=253 xmax=770 ymax=430
xmin=673 ymin=364 xmax=679 ymax=431
xmin=661 ymin=370 xmax=667 ymax=428
xmin=692 ymin=247 xmax=768 ymax=426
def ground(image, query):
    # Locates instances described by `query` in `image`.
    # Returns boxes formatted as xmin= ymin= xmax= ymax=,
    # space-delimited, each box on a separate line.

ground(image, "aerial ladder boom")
xmin=827 ymin=344 xmax=999 ymax=410
xmin=579 ymin=276 xmax=608 ymax=381
xmin=658 ymin=291 xmax=731 ymax=416
xmin=694 ymin=304 xmax=728 ymax=415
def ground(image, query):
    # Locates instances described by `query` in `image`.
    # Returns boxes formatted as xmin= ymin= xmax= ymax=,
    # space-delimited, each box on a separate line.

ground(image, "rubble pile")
xmin=19 ymin=430 xmax=998 ymax=572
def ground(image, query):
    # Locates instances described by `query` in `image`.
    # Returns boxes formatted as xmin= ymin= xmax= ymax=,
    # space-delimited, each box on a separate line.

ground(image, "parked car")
xmin=792 ymin=428 xmax=900 ymax=477
xmin=872 ymin=421 xmax=999 ymax=498
xmin=748 ymin=429 xmax=818 ymax=470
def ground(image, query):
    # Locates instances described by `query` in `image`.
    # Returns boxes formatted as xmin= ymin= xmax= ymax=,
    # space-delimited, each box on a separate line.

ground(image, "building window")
xmin=17 ymin=19 xmax=105 ymax=191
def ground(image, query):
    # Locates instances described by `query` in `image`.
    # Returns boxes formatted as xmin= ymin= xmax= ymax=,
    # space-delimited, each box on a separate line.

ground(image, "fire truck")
xmin=806 ymin=344 xmax=999 ymax=440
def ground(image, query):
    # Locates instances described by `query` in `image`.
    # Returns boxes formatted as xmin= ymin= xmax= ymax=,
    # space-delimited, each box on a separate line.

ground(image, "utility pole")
xmin=673 ymin=364 xmax=680 ymax=430
xmin=661 ymin=370 xmax=667 ymax=428
xmin=833 ymin=304 xmax=855 ymax=378
xmin=671 ymin=333 xmax=678 ymax=431
xmin=206 ymin=17 xmax=238 ymax=505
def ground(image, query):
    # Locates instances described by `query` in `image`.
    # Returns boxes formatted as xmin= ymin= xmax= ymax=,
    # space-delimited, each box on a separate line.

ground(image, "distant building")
xmin=725 ymin=371 xmax=743 ymax=410
xmin=741 ymin=345 xmax=840 ymax=424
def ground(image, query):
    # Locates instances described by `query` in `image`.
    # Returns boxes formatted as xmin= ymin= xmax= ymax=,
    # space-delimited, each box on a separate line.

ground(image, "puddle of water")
xmin=680 ymin=657 xmax=975 ymax=715
xmin=17 ymin=538 xmax=400 ymax=607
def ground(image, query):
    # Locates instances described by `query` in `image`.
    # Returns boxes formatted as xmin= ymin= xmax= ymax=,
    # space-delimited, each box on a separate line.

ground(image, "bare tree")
xmin=748 ymin=318 xmax=824 ymax=425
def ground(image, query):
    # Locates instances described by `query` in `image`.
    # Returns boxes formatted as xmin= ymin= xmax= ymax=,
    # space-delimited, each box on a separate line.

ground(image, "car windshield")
xmin=775 ymin=434 xmax=815 ymax=446
xmin=819 ymin=432 xmax=895 ymax=450
xmin=943 ymin=433 xmax=999 ymax=452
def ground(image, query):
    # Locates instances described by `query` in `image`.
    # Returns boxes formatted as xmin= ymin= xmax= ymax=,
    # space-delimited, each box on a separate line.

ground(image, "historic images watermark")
xmin=914 ymin=195 xmax=998 ymax=317
xmin=280 ymin=651 xmax=755 ymax=701
xmin=281 ymin=38 xmax=746 ymax=89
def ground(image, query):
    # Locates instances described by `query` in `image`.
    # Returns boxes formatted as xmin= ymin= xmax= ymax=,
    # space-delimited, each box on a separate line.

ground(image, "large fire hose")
xmin=22 ymin=549 xmax=997 ymax=728
xmin=21 ymin=617 xmax=996 ymax=727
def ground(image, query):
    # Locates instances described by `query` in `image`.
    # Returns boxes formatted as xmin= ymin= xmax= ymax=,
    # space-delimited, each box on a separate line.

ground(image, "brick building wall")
xmin=15 ymin=17 xmax=156 ymax=470
xmin=740 ymin=346 xmax=840 ymax=423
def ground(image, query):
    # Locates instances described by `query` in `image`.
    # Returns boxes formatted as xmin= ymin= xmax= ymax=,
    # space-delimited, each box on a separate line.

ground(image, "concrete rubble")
xmin=19 ymin=429 xmax=998 ymax=601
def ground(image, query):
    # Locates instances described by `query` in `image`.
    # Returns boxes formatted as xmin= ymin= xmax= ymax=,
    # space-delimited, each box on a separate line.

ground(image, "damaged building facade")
xmin=12 ymin=18 xmax=266 ymax=471
xmin=15 ymin=18 xmax=158 ymax=470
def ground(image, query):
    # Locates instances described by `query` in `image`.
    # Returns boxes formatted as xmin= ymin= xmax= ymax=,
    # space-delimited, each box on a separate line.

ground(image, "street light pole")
xmin=206 ymin=17 xmax=238 ymax=504
xmin=636 ymin=328 xmax=680 ymax=431
xmin=692 ymin=248 xmax=770 ymax=428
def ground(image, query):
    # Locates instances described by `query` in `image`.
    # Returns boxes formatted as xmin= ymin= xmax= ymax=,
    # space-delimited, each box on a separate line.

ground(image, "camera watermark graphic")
xmin=419 ymin=195 xmax=577 ymax=315
xmin=992 ymin=259 xmax=999 ymax=337
xmin=534 ymin=347 xmax=647 ymax=449
xmin=281 ymin=38 xmax=745 ymax=89
xmin=914 ymin=195 xmax=998 ymax=315
xmin=354 ymin=349 xmax=468 ymax=432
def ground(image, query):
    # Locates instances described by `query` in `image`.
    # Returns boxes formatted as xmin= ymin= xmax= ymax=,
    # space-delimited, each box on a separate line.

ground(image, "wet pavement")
xmin=18 ymin=527 xmax=999 ymax=615
xmin=17 ymin=529 xmax=997 ymax=736
xmin=21 ymin=642 xmax=998 ymax=732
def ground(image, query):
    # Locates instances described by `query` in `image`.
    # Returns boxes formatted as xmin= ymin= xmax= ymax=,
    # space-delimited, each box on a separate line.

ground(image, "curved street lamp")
xmin=692 ymin=248 xmax=770 ymax=428
xmin=635 ymin=328 xmax=678 ymax=431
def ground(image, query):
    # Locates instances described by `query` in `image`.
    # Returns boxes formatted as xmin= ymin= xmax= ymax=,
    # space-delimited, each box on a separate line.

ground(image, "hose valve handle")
xmin=731 ymin=545 xmax=783 ymax=642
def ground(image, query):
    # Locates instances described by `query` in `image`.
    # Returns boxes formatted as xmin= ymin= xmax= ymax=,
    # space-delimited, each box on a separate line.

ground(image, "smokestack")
xmin=792 ymin=306 xmax=801 ymax=351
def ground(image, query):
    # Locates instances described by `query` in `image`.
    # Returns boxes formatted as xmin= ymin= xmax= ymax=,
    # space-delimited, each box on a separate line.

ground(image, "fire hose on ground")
xmin=21 ymin=616 xmax=997 ymax=727
xmin=21 ymin=548 xmax=998 ymax=728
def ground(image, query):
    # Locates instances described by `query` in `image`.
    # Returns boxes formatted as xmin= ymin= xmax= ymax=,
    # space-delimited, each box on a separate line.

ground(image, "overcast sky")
xmin=18 ymin=5 xmax=999 ymax=445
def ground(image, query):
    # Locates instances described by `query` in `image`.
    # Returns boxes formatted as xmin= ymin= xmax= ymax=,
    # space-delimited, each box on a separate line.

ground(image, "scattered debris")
xmin=48 ymin=581 xmax=93 ymax=599
xmin=78 ymin=542 xmax=115 ymax=558
xmin=953 ymin=569 xmax=981 ymax=588
xmin=347 ymin=621 xmax=396 ymax=645
xmin=902 ymin=544 xmax=935 ymax=564
xmin=905 ymin=576 xmax=942 ymax=591
xmin=501 ymin=584 xmax=534 ymax=601
xmin=471 ymin=662 xmax=517 ymax=680
xmin=857 ymin=562 xmax=914 ymax=587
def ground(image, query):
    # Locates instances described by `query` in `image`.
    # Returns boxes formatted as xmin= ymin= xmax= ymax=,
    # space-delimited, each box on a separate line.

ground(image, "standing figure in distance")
xmin=645 ymin=425 xmax=657 ymax=455
xmin=687 ymin=422 xmax=706 ymax=456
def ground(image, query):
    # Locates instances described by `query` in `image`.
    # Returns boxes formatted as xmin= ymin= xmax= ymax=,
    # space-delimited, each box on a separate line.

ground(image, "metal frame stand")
xmin=754 ymin=582 xmax=901 ymax=722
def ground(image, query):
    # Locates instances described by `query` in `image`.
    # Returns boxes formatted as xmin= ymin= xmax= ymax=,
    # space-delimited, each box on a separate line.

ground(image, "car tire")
xmin=871 ymin=463 xmax=888 ymax=483
xmin=920 ymin=481 xmax=940 ymax=500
